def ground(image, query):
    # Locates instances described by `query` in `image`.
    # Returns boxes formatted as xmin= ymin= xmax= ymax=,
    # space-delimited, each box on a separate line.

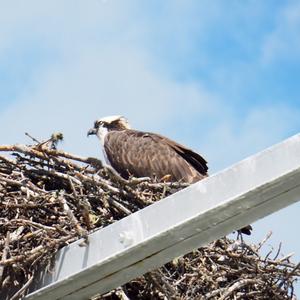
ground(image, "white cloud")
xmin=203 ymin=104 xmax=300 ymax=172
xmin=261 ymin=2 xmax=300 ymax=63
xmin=0 ymin=0 xmax=219 ymax=162
xmin=0 ymin=42 xmax=216 ymax=162
xmin=0 ymin=0 xmax=138 ymax=59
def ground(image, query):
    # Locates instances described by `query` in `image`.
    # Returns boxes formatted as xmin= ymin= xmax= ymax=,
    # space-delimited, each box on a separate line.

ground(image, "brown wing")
xmin=104 ymin=130 xmax=208 ymax=183
xmin=153 ymin=133 xmax=208 ymax=176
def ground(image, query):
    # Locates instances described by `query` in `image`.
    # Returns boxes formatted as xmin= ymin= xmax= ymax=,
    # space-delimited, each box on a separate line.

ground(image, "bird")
xmin=87 ymin=115 xmax=208 ymax=183
xmin=87 ymin=115 xmax=252 ymax=235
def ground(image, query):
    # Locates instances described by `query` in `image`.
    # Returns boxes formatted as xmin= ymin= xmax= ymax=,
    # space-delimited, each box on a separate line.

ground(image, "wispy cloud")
xmin=261 ymin=2 xmax=300 ymax=64
xmin=203 ymin=104 xmax=300 ymax=171
xmin=0 ymin=42 xmax=216 ymax=162
xmin=0 ymin=1 xmax=219 ymax=155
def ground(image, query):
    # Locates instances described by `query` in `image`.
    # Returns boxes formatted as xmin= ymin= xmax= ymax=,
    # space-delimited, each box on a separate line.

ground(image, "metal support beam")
xmin=26 ymin=133 xmax=300 ymax=300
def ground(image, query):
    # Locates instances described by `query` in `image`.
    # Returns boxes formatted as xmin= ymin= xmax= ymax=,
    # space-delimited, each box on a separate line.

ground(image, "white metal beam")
xmin=25 ymin=133 xmax=300 ymax=300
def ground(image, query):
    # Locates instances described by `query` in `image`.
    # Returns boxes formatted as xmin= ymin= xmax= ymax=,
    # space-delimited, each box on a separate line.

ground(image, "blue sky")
xmin=1 ymin=0 xmax=300 ymax=294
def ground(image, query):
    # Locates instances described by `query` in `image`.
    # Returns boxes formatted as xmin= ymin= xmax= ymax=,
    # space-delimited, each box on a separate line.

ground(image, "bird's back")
xmin=104 ymin=130 xmax=208 ymax=183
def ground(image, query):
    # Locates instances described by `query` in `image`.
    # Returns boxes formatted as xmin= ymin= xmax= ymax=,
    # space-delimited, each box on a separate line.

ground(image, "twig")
xmin=115 ymin=287 xmax=131 ymax=300
xmin=25 ymin=132 xmax=41 ymax=144
xmin=108 ymin=197 xmax=132 ymax=216
xmin=0 ymin=175 xmax=41 ymax=194
xmin=3 ymin=219 xmax=57 ymax=232
xmin=0 ymin=232 xmax=10 ymax=282
xmin=58 ymin=193 xmax=87 ymax=238
xmin=219 ymin=279 xmax=259 ymax=300
xmin=0 ymin=246 xmax=44 ymax=266
xmin=278 ymin=252 xmax=294 ymax=262
xmin=10 ymin=273 xmax=34 ymax=300
xmin=278 ymin=262 xmax=300 ymax=289
xmin=273 ymin=242 xmax=282 ymax=260
xmin=255 ymin=231 xmax=272 ymax=251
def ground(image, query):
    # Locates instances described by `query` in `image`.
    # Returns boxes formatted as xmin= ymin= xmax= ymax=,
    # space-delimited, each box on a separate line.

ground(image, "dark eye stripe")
xmin=95 ymin=121 xmax=104 ymax=128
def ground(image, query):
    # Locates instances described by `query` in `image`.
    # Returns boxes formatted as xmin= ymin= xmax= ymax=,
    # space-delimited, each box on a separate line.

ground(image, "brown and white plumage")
xmin=87 ymin=115 xmax=252 ymax=235
xmin=104 ymin=130 xmax=208 ymax=183
xmin=87 ymin=115 xmax=207 ymax=183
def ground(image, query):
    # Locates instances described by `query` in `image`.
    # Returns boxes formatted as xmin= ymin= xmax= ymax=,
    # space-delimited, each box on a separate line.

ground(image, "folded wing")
xmin=104 ymin=130 xmax=208 ymax=183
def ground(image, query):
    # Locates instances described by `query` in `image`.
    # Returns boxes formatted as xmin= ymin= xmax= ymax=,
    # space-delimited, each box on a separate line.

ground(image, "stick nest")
xmin=0 ymin=139 xmax=299 ymax=300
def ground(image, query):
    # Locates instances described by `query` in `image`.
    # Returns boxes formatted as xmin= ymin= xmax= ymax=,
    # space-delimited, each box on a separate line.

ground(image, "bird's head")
xmin=87 ymin=115 xmax=130 ymax=142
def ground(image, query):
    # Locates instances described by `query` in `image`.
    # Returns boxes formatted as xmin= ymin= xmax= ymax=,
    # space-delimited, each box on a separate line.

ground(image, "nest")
xmin=0 ymin=136 xmax=299 ymax=300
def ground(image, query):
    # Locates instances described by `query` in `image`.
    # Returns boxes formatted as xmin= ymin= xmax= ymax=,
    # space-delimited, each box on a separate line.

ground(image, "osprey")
xmin=87 ymin=115 xmax=252 ymax=235
xmin=87 ymin=115 xmax=208 ymax=183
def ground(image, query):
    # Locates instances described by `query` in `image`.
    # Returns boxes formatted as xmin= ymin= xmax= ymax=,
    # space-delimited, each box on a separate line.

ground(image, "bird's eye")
xmin=95 ymin=121 xmax=103 ymax=128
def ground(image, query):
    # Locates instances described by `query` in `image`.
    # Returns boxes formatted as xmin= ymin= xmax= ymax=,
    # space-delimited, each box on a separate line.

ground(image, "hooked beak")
xmin=87 ymin=128 xmax=97 ymax=137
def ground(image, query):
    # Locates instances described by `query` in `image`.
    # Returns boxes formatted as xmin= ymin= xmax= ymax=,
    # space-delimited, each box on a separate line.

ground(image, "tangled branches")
xmin=100 ymin=238 xmax=299 ymax=300
xmin=0 ymin=140 xmax=299 ymax=299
